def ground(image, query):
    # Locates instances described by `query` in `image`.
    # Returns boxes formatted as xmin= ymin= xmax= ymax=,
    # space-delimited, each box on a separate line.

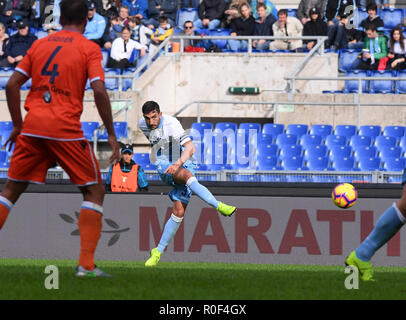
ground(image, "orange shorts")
xmin=8 ymin=134 xmax=101 ymax=186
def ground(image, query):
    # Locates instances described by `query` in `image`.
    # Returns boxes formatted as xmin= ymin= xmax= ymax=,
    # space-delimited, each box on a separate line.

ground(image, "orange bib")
xmin=111 ymin=162 xmax=139 ymax=192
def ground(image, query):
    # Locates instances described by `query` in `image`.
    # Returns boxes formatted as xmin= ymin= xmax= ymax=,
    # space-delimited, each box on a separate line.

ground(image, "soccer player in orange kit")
xmin=0 ymin=0 xmax=120 ymax=277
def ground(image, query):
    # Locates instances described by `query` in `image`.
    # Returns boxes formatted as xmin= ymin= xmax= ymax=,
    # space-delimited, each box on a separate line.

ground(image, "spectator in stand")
xmin=107 ymin=26 xmax=147 ymax=72
xmin=387 ymin=27 xmax=406 ymax=71
xmin=250 ymin=0 xmax=277 ymax=20
xmin=8 ymin=0 xmax=32 ymax=21
xmin=178 ymin=20 xmax=203 ymax=48
xmin=146 ymin=0 xmax=177 ymax=29
xmin=302 ymin=7 xmax=327 ymax=51
xmin=100 ymin=15 xmax=118 ymax=49
xmin=129 ymin=16 xmax=152 ymax=47
xmin=325 ymin=0 xmax=357 ymax=29
xmin=84 ymin=1 xmax=107 ymax=46
xmin=103 ymin=0 xmax=121 ymax=19
xmin=224 ymin=0 xmax=246 ymax=26
xmin=252 ymin=2 xmax=276 ymax=51
xmin=194 ymin=0 xmax=226 ymax=31
xmin=376 ymin=0 xmax=389 ymax=10
xmin=0 ymin=20 xmax=36 ymax=67
xmin=296 ymin=0 xmax=326 ymax=25
xmin=352 ymin=24 xmax=387 ymax=70
xmin=0 ymin=22 xmax=9 ymax=65
xmin=359 ymin=3 xmax=384 ymax=34
xmin=122 ymin=0 xmax=148 ymax=19
xmin=149 ymin=15 xmax=173 ymax=56
xmin=270 ymin=8 xmax=303 ymax=51
xmin=227 ymin=2 xmax=255 ymax=52
xmin=0 ymin=4 xmax=14 ymax=29
xmin=181 ymin=0 xmax=200 ymax=8
xmin=112 ymin=5 xmax=130 ymax=34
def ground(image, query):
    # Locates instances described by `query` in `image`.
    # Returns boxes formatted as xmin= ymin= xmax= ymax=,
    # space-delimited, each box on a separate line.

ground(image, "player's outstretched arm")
xmin=164 ymin=140 xmax=196 ymax=175
xmin=4 ymin=71 xmax=29 ymax=151
xmin=91 ymin=79 xmax=120 ymax=164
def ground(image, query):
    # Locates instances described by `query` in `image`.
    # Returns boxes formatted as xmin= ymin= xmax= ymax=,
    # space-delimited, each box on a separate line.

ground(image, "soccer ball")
xmin=332 ymin=183 xmax=357 ymax=209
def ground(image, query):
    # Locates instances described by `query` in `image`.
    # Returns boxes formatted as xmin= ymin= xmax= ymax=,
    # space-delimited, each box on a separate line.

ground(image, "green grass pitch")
xmin=1 ymin=258 xmax=406 ymax=300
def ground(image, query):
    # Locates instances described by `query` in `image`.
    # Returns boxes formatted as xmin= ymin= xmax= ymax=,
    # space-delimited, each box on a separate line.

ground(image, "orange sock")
xmin=78 ymin=202 xmax=103 ymax=271
xmin=0 ymin=196 xmax=12 ymax=230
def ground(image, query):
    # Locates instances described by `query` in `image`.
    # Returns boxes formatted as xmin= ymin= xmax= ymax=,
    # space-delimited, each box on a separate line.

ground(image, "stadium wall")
xmin=1 ymin=183 xmax=405 ymax=267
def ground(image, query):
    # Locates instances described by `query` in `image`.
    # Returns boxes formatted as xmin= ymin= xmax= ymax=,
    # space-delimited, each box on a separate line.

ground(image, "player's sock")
xmin=78 ymin=201 xmax=103 ymax=271
xmin=186 ymin=177 xmax=219 ymax=208
xmin=157 ymin=213 xmax=183 ymax=253
xmin=355 ymin=202 xmax=406 ymax=261
xmin=0 ymin=196 xmax=12 ymax=229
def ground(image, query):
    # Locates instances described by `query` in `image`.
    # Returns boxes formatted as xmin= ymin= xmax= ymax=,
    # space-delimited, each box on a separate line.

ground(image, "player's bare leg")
xmin=145 ymin=201 xmax=187 ymax=267
xmin=0 ymin=180 xmax=29 ymax=229
xmin=75 ymin=184 xmax=111 ymax=277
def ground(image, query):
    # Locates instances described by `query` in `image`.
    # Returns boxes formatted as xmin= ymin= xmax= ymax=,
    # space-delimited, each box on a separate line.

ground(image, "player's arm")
xmin=4 ymin=71 xmax=29 ymax=151
xmin=164 ymin=140 xmax=196 ymax=175
xmin=91 ymin=79 xmax=120 ymax=164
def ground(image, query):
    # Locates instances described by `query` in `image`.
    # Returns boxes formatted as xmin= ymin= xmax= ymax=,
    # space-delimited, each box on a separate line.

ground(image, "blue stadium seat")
xmin=0 ymin=161 xmax=9 ymax=168
xmin=257 ymin=143 xmax=278 ymax=157
xmin=257 ymin=155 xmax=278 ymax=170
xmin=300 ymin=134 xmax=322 ymax=147
xmin=121 ymin=68 xmax=136 ymax=91
xmin=0 ymin=151 xmax=7 ymax=163
xmin=208 ymin=28 xmax=231 ymax=49
xmin=379 ymin=146 xmax=402 ymax=160
xmin=276 ymin=133 xmax=297 ymax=146
xmin=21 ymin=78 xmax=32 ymax=90
xmin=286 ymin=124 xmax=308 ymax=138
xmin=286 ymin=8 xmax=297 ymax=17
xmin=400 ymin=136 xmax=406 ymax=153
xmin=279 ymin=145 xmax=303 ymax=159
xmin=310 ymin=124 xmax=333 ymax=139
xmin=281 ymin=156 xmax=304 ymax=170
xmin=332 ymin=156 xmax=356 ymax=171
xmin=353 ymin=145 xmax=377 ymax=160
xmin=195 ymin=164 xmax=209 ymax=171
xmin=358 ymin=157 xmax=381 ymax=171
xmin=329 ymin=145 xmax=353 ymax=159
xmin=380 ymin=8 xmax=403 ymax=30
xmin=334 ymin=125 xmax=357 ymax=138
xmin=303 ymin=145 xmax=328 ymax=160
xmin=176 ymin=8 xmax=199 ymax=28
xmin=215 ymin=122 xmax=237 ymax=133
xmin=81 ymin=121 xmax=99 ymax=141
xmin=325 ymin=135 xmax=348 ymax=148
xmin=97 ymin=121 xmax=128 ymax=141
xmin=369 ymin=70 xmax=394 ymax=93
xmin=396 ymin=70 xmax=406 ymax=93
xmin=354 ymin=8 xmax=368 ymax=28
xmin=190 ymin=122 xmax=213 ymax=141
xmin=306 ymin=156 xmax=330 ymax=171
xmin=383 ymin=125 xmax=405 ymax=139
xmin=239 ymin=123 xmax=261 ymax=135
xmin=344 ymin=70 xmax=369 ymax=93
xmin=192 ymin=140 xmax=205 ymax=163
xmin=338 ymin=50 xmax=361 ymax=73
xmin=0 ymin=70 xmax=10 ymax=89
xmin=262 ymin=123 xmax=284 ymax=136
xmin=207 ymin=164 xmax=232 ymax=171
xmin=0 ymin=121 xmax=13 ymax=145
xmin=205 ymin=140 xmax=229 ymax=165
xmin=358 ymin=125 xmax=382 ymax=139
xmin=349 ymin=135 xmax=372 ymax=148
xmin=258 ymin=133 xmax=274 ymax=144
xmin=383 ymin=157 xmax=406 ymax=171
xmin=104 ymin=68 xmax=120 ymax=90
xmin=375 ymin=135 xmax=397 ymax=149
xmin=101 ymin=49 xmax=110 ymax=68
xmin=133 ymin=153 xmax=151 ymax=164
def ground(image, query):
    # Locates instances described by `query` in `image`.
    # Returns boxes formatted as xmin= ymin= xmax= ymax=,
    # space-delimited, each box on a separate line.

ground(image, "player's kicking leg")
xmin=145 ymin=200 xmax=187 ymax=267
xmin=345 ymin=183 xmax=406 ymax=281
xmin=0 ymin=180 xmax=29 ymax=230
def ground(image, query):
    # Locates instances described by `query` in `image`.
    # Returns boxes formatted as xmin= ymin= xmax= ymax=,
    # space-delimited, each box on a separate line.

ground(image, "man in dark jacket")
xmin=302 ymin=7 xmax=328 ymax=51
xmin=253 ymin=2 xmax=276 ymax=51
xmin=194 ymin=0 xmax=226 ymax=30
xmin=359 ymin=3 xmax=384 ymax=33
xmin=0 ymin=20 xmax=36 ymax=67
xmin=227 ymin=2 xmax=255 ymax=51
xmin=146 ymin=0 xmax=177 ymax=28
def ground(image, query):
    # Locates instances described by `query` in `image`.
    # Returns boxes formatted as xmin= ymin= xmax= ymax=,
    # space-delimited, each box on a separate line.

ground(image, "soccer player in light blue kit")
xmin=346 ymin=176 xmax=406 ymax=281
xmin=139 ymin=101 xmax=237 ymax=266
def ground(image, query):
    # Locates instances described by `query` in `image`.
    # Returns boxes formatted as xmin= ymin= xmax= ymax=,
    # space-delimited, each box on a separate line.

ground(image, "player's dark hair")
xmin=365 ymin=23 xmax=377 ymax=32
xmin=142 ymin=101 xmax=160 ymax=114
xmin=60 ymin=0 xmax=88 ymax=26
xmin=159 ymin=15 xmax=168 ymax=23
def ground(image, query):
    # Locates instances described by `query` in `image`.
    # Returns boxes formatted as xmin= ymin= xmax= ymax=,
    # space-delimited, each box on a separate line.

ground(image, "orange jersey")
xmin=16 ymin=30 xmax=105 ymax=140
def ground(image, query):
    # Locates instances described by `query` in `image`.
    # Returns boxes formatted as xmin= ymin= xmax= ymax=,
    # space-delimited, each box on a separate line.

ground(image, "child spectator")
xmin=129 ymin=16 xmax=152 ymax=47
xmin=149 ymin=15 xmax=173 ymax=55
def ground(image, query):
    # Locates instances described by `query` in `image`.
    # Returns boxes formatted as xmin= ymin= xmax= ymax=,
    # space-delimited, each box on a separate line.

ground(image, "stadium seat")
xmin=325 ymin=135 xmax=348 ymax=148
xmin=400 ymin=136 xmax=406 ymax=153
xmin=195 ymin=164 xmax=209 ymax=171
xmin=21 ymin=78 xmax=32 ymax=90
xmin=286 ymin=124 xmax=308 ymax=138
xmin=0 ymin=151 xmax=7 ymax=163
xmin=303 ymin=145 xmax=328 ymax=160
xmin=239 ymin=123 xmax=261 ymax=135
xmin=396 ymin=70 xmax=406 ymax=93
xmin=354 ymin=8 xmax=368 ymax=28
xmin=332 ymin=156 xmax=356 ymax=171
xmin=380 ymin=8 xmax=403 ymax=30
xmin=0 ymin=121 xmax=13 ymax=145
xmin=121 ymin=68 xmax=136 ymax=91
xmin=276 ymin=133 xmax=298 ymax=147
xmin=208 ymin=28 xmax=231 ymax=49
xmin=334 ymin=125 xmax=357 ymax=139
xmin=310 ymin=124 xmax=333 ymax=139
xmin=338 ymin=50 xmax=361 ymax=73
xmin=215 ymin=122 xmax=237 ymax=134
xmin=262 ymin=123 xmax=284 ymax=136
xmin=383 ymin=125 xmax=405 ymax=140
xmin=279 ymin=145 xmax=303 ymax=159
xmin=353 ymin=145 xmax=377 ymax=161
xmin=329 ymin=145 xmax=353 ymax=159
xmin=369 ymin=70 xmax=395 ymax=94
xmin=344 ymin=70 xmax=369 ymax=93
xmin=81 ymin=121 xmax=99 ymax=141
xmin=280 ymin=156 xmax=304 ymax=170
xmin=0 ymin=161 xmax=9 ymax=168
xmin=358 ymin=125 xmax=382 ymax=139
xmin=300 ymin=134 xmax=322 ymax=147
xmin=358 ymin=157 xmax=381 ymax=171
xmin=101 ymin=49 xmax=110 ymax=68
xmin=349 ymin=135 xmax=372 ymax=148
xmin=190 ymin=122 xmax=213 ymax=141
xmin=98 ymin=121 xmax=128 ymax=141
xmin=257 ymin=155 xmax=278 ymax=170
xmin=306 ymin=156 xmax=330 ymax=171
xmin=286 ymin=8 xmax=297 ymax=17
xmin=104 ymin=68 xmax=120 ymax=90
xmin=0 ymin=71 xmax=10 ymax=89
xmin=207 ymin=164 xmax=232 ymax=171
xmin=257 ymin=143 xmax=278 ymax=157
xmin=258 ymin=133 xmax=274 ymax=144
xmin=176 ymin=8 xmax=199 ymax=28
xmin=379 ymin=146 xmax=402 ymax=160
xmin=383 ymin=157 xmax=406 ymax=171
xmin=192 ymin=140 xmax=205 ymax=163
xmin=133 ymin=153 xmax=151 ymax=164
xmin=375 ymin=135 xmax=397 ymax=149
